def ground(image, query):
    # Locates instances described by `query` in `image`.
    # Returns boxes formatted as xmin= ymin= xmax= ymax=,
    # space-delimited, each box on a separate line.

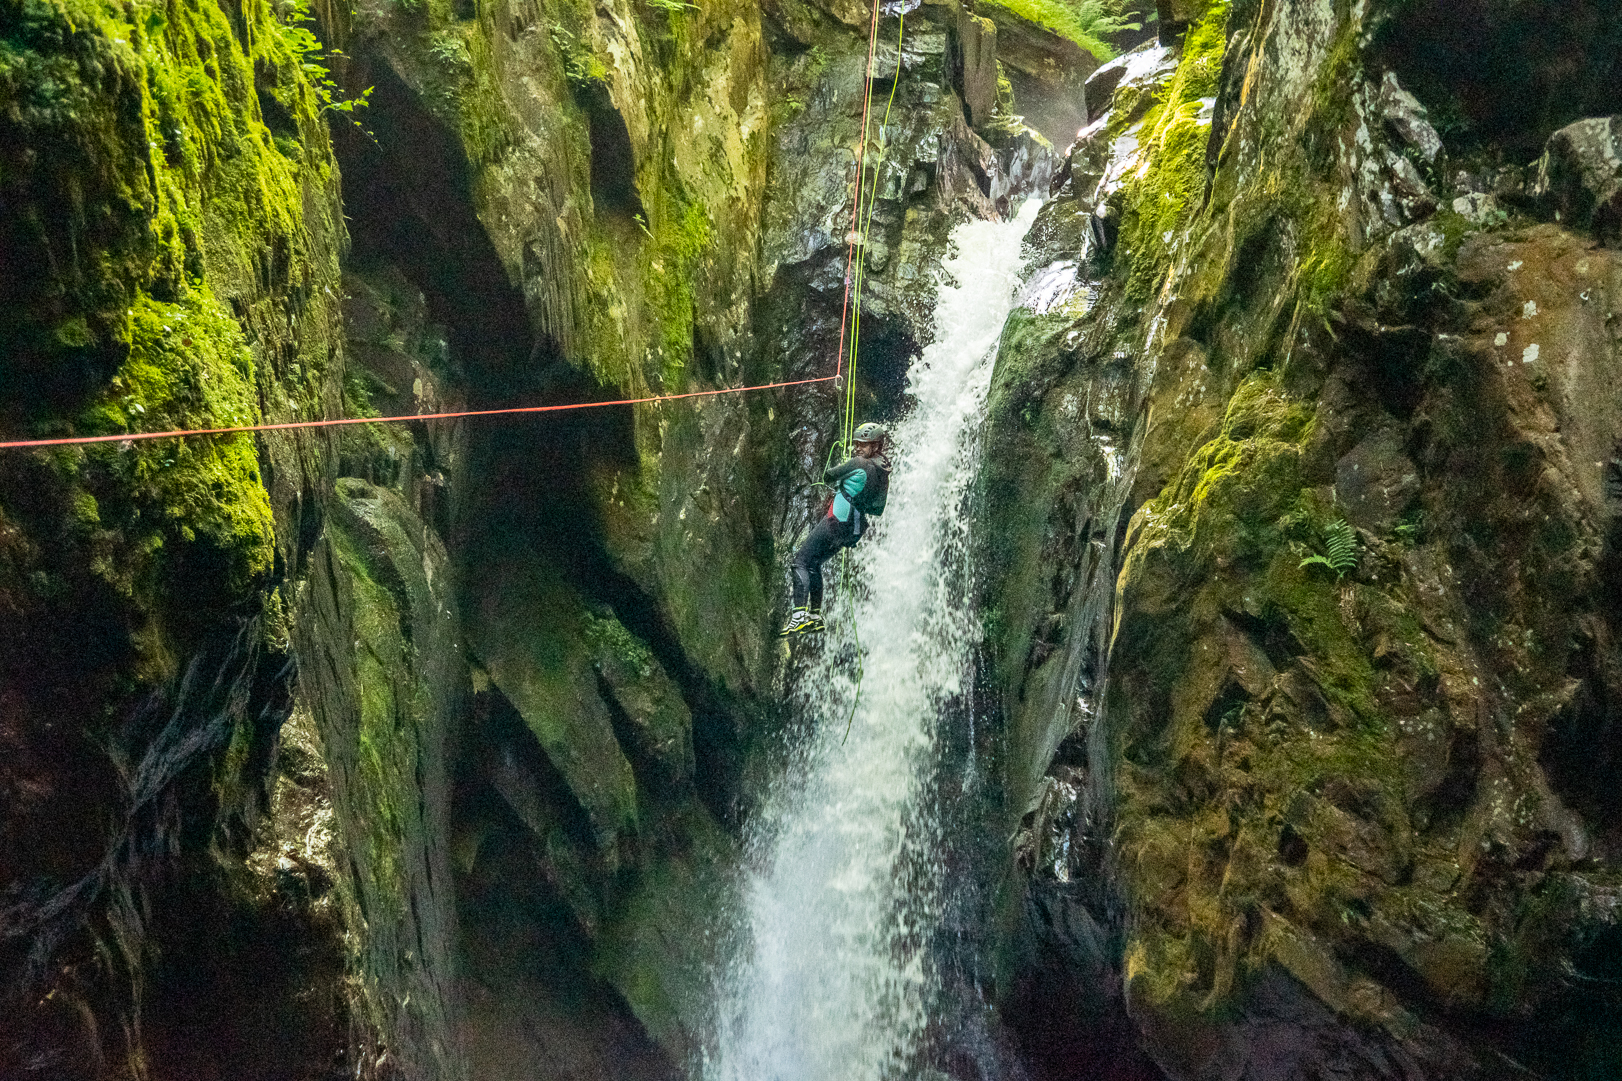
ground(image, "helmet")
xmin=853 ymin=422 xmax=887 ymax=444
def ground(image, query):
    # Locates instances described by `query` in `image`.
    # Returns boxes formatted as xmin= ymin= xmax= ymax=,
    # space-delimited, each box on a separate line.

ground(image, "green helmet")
xmin=853 ymin=422 xmax=887 ymax=444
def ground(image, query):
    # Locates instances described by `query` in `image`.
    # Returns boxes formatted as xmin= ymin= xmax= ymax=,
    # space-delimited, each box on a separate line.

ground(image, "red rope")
xmin=0 ymin=374 xmax=838 ymax=450
xmin=833 ymin=0 xmax=885 ymax=382
xmin=2 ymin=5 xmax=888 ymax=454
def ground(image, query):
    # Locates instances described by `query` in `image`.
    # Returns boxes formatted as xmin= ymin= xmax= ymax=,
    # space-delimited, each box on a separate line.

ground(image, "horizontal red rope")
xmin=0 ymin=374 xmax=838 ymax=450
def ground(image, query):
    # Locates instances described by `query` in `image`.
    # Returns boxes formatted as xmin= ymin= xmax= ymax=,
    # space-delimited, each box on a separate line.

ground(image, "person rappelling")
xmin=780 ymin=422 xmax=892 ymax=637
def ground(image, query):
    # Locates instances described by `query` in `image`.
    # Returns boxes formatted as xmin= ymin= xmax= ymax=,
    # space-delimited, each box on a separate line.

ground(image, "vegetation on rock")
xmin=979 ymin=0 xmax=1137 ymax=61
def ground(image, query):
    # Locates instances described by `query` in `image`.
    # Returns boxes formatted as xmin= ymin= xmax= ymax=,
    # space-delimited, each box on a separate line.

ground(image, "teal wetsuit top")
xmin=824 ymin=453 xmax=890 ymax=527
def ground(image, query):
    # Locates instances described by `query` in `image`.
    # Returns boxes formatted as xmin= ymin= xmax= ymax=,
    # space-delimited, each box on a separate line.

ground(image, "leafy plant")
xmin=274 ymin=0 xmax=373 ymax=126
xmin=1392 ymin=508 xmax=1426 ymax=546
xmin=1299 ymin=518 xmax=1358 ymax=580
xmin=645 ymin=0 xmax=695 ymax=10
xmin=428 ymin=32 xmax=473 ymax=74
xmin=805 ymin=44 xmax=830 ymax=80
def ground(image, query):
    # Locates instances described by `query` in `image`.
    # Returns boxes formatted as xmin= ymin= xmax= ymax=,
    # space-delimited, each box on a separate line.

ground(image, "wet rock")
xmin=976 ymin=2 xmax=1099 ymax=146
xmin=307 ymin=478 xmax=467 ymax=1079
xmin=955 ymin=9 xmax=999 ymax=130
xmin=1132 ymin=960 xmax=1481 ymax=1081
xmin=1378 ymin=150 xmax=1437 ymax=225
xmin=1082 ymin=58 xmax=1128 ymax=116
xmin=1534 ymin=115 xmax=1622 ymax=245
xmin=870 ymin=24 xmax=948 ymax=79
xmin=1083 ymin=41 xmax=1176 ymax=129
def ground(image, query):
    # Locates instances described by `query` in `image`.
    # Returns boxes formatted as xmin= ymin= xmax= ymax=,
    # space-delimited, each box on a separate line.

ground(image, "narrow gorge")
xmin=3 ymin=0 xmax=1621 ymax=1079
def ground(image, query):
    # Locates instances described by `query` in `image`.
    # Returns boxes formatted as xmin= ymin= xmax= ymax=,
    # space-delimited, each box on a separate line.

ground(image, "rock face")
xmin=0 ymin=0 xmax=1075 ymax=1074
xmin=23 ymin=0 xmax=1622 ymax=1075
xmin=980 ymin=0 xmax=1622 ymax=1077
xmin=0 ymin=0 xmax=351 ymax=1071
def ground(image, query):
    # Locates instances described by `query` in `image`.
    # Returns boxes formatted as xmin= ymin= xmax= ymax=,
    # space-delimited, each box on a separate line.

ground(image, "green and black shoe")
xmin=778 ymin=607 xmax=825 ymax=637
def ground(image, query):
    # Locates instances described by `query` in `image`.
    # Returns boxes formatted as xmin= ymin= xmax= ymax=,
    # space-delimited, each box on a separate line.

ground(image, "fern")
xmin=1299 ymin=518 xmax=1358 ymax=580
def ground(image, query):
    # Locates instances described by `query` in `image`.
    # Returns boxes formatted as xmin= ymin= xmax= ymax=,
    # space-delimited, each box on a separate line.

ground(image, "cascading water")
xmin=707 ymin=200 xmax=1041 ymax=1081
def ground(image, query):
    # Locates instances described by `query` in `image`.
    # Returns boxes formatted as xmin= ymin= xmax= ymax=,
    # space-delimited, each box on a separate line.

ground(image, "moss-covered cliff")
xmin=981 ymin=0 xmax=1622 ymax=1077
xmin=1 ymin=0 xmax=351 ymax=1071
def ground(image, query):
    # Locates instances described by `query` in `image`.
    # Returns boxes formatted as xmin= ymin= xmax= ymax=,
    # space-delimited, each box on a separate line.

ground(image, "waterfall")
xmin=708 ymin=200 xmax=1041 ymax=1081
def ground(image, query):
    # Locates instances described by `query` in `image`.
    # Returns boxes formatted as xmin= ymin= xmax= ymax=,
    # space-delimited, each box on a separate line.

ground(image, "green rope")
xmin=837 ymin=7 xmax=904 ymax=745
xmin=840 ymin=7 xmax=906 ymax=455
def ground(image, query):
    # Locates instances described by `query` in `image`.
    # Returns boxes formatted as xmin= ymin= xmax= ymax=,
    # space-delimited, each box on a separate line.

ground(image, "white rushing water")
xmin=707 ymin=200 xmax=1041 ymax=1081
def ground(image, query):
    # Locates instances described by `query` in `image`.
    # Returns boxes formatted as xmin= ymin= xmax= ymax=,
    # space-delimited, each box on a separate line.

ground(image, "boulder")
xmin=1534 ymin=115 xmax=1622 ymax=245
xmin=1082 ymin=41 xmax=1177 ymax=130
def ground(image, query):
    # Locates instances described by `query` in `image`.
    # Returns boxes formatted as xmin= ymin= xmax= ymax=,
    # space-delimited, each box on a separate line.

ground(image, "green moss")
xmin=326 ymin=517 xmax=413 ymax=923
xmin=584 ymin=611 xmax=656 ymax=678
xmin=978 ymin=0 xmax=1130 ymax=61
xmin=1 ymin=0 xmax=328 ymax=386
xmin=1307 ymin=17 xmax=1359 ymax=139
xmin=1116 ymin=1 xmax=1229 ymax=302
xmin=663 ymin=196 xmax=711 ymax=379
xmin=412 ymin=23 xmax=513 ymax=163
xmin=1111 ymin=372 xmax=1462 ymax=1018
xmin=78 ymin=288 xmax=274 ymax=579
xmin=1126 ymin=371 xmax=1314 ymax=583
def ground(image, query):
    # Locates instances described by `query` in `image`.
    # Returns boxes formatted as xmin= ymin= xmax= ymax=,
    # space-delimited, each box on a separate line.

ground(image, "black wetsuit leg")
xmin=791 ymin=516 xmax=854 ymax=610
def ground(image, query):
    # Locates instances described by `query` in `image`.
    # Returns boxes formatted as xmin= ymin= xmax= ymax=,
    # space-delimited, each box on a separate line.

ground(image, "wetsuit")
xmin=790 ymin=452 xmax=891 ymax=611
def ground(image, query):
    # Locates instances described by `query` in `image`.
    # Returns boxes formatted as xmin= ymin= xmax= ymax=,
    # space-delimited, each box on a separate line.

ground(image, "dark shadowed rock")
xmin=956 ymin=9 xmax=1000 ymax=130
xmin=1133 ymin=963 xmax=1482 ymax=1081
xmin=1155 ymin=0 xmax=1212 ymax=42
xmin=1534 ymin=116 xmax=1622 ymax=245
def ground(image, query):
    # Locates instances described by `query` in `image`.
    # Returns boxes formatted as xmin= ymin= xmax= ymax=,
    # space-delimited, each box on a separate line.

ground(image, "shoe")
xmin=778 ymin=607 xmax=825 ymax=637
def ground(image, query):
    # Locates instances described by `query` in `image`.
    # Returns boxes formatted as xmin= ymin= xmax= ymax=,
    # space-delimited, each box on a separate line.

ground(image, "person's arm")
xmin=823 ymin=458 xmax=866 ymax=498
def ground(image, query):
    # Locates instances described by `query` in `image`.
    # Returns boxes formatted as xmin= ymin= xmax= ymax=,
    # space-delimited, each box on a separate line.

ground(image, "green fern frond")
xmin=1299 ymin=518 xmax=1357 ymax=580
